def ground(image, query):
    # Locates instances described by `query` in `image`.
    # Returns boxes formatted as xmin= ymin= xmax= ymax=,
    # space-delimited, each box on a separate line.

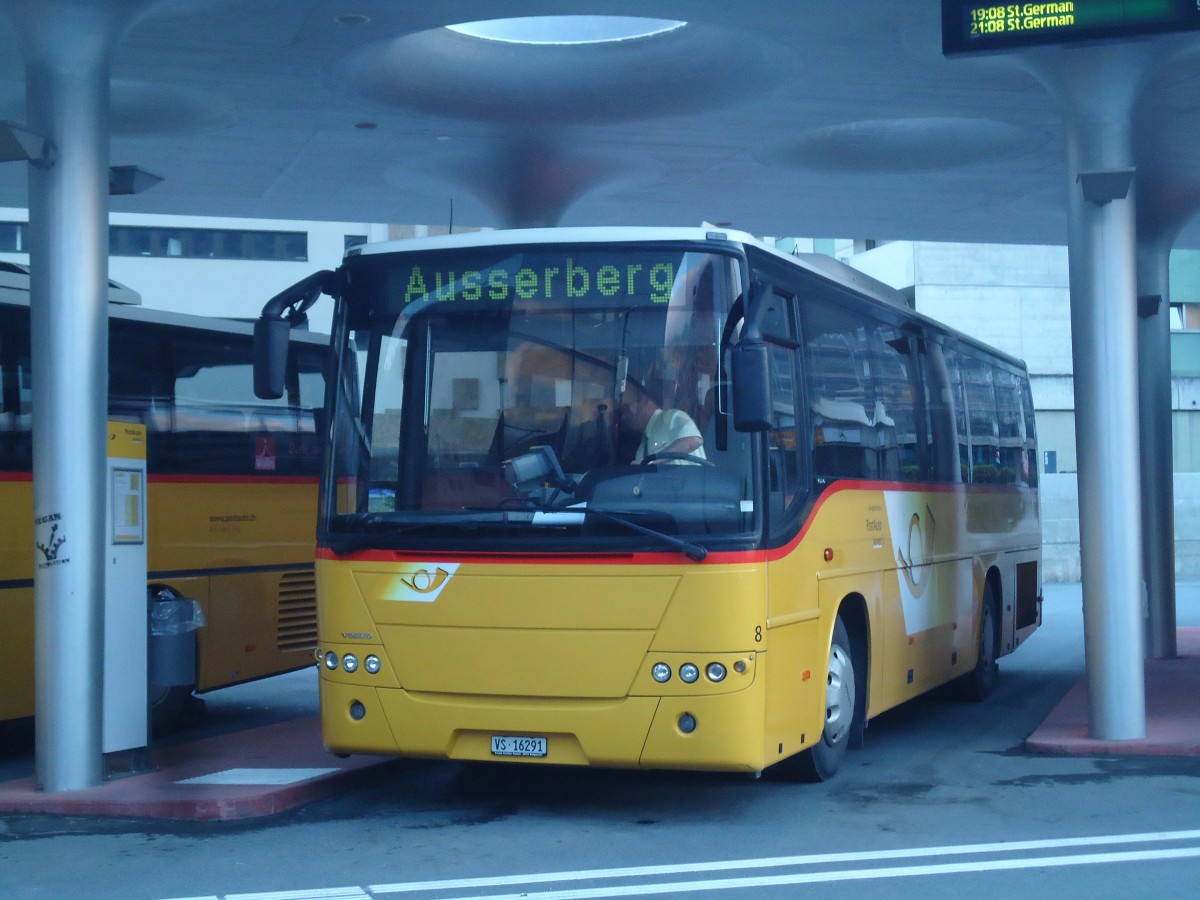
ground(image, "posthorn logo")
xmin=383 ymin=563 xmax=459 ymax=603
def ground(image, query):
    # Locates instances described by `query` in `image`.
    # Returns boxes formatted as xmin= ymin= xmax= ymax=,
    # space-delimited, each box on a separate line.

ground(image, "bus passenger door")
xmin=911 ymin=334 xmax=973 ymax=688
xmin=875 ymin=326 xmax=960 ymax=696
xmin=755 ymin=282 xmax=825 ymax=756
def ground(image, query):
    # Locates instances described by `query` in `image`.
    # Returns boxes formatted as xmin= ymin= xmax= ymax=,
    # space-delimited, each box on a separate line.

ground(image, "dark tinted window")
xmin=802 ymin=295 xmax=922 ymax=483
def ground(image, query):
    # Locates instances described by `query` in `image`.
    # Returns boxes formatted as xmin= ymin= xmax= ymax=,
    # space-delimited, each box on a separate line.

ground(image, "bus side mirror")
xmin=253 ymin=316 xmax=291 ymax=400
xmin=731 ymin=340 xmax=772 ymax=432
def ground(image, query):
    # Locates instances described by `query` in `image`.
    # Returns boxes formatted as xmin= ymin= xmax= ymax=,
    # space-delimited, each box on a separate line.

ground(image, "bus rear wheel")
xmin=958 ymin=581 xmax=1000 ymax=701
xmin=783 ymin=616 xmax=856 ymax=782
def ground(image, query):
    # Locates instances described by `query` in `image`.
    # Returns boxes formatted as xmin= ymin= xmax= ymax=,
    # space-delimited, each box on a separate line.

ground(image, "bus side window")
xmin=922 ymin=338 xmax=965 ymax=483
xmin=960 ymin=352 xmax=1000 ymax=483
xmin=994 ymin=367 xmax=1027 ymax=485
xmin=1021 ymin=377 xmax=1038 ymax=486
xmin=110 ymin=323 xmax=169 ymax=467
xmin=0 ymin=315 xmax=33 ymax=471
xmin=803 ymin=302 xmax=876 ymax=483
xmin=868 ymin=326 xmax=922 ymax=482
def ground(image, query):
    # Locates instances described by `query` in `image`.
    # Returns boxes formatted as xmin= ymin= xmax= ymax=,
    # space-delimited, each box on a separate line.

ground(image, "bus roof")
xmin=350 ymin=225 xmax=764 ymax=256
xmin=0 ymin=290 xmax=329 ymax=346
xmin=347 ymin=225 xmax=908 ymax=307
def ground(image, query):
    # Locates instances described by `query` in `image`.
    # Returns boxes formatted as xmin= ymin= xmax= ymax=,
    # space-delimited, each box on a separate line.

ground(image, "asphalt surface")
xmin=1 ymin=582 xmax=1199 ymax=900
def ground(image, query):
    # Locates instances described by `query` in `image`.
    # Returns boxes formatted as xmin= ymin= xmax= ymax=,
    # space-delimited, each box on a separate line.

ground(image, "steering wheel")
xmin=641 ymin=451 xmax=715 ymax=467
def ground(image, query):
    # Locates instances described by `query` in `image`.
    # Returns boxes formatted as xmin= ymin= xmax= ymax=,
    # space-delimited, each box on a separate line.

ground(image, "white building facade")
xmin=0 ymin=208 xmax=399 ymax=334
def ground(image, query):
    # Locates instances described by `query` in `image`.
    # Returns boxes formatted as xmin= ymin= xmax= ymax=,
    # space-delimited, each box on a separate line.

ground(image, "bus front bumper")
xmin=319 ymin=677 xmax=769 ymax=773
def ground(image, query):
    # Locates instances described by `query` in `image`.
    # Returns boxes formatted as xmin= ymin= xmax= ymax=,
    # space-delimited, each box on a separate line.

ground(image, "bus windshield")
xmin=323 ymin=243 xmax=758 ymax=553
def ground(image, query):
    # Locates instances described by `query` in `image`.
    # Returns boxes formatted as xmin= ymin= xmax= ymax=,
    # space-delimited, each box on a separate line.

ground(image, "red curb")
xmin=1026 ymin=628 xmax=1200 ymax=757
xmin=0 ymin=716 xmax=392 ymax=821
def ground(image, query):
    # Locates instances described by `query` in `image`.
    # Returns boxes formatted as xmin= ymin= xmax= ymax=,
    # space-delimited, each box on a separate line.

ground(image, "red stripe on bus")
xmin=2 ymin=471 xmax=316 ymax=486
xmin=148 ymin=474 xmax=318 ymax=485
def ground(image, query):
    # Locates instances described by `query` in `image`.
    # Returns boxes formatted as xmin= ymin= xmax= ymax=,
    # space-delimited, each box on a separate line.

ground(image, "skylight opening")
xmin=445 ymin=16 xmax=687 ymax=46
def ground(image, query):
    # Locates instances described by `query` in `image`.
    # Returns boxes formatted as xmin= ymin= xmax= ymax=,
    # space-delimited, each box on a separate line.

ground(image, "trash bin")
xmin=148 ymin=596 xmax=204 ymax=687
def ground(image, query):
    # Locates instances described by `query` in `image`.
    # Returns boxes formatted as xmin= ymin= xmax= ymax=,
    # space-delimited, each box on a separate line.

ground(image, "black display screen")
xmin=942 ymin=0 xmax=1200 ymax=54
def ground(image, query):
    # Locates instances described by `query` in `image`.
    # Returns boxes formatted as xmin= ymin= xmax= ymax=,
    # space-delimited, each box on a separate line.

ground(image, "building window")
xmin=0 ymin=221 xmax=28 ymax=253
xmin=108 ymin=225 xmax=308 ymax=261
xmin=345 ymin=234 xmax=368 ymax=252
xmin=0 ymin=222 xmax=310 ymax=262
xmin=1171 ymin=303 xmax=1200 ymax=331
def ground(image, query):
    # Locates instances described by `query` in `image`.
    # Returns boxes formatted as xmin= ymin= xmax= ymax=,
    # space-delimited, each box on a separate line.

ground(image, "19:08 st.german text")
xmin=969 ymin=3 xmax=1075 ymax=35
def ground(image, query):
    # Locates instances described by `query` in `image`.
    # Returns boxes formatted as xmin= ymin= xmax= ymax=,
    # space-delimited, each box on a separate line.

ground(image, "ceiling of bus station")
xmin=2 ymin=1 xmax=1200 ymax=246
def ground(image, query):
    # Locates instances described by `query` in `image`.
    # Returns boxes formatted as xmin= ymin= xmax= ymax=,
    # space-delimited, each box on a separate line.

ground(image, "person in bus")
xmin=619 ymin=371 xmax=706 ymax=464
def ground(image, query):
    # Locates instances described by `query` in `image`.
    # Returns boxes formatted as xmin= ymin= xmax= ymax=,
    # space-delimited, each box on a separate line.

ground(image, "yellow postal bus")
xmin=1 ymin=283 xmax=325 ymax=726
xmin=255 ymin=227 xmax=1040 ymax=779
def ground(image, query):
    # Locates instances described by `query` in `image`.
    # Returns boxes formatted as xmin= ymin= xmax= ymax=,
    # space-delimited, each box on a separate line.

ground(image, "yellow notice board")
xmin=108 ymin=421 xmax=147 ymax=461
xmin=108 ymin=422 xmax=146 ymax=545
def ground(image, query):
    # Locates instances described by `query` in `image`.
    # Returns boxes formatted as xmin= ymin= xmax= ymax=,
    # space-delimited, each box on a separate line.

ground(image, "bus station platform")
xmin=1 ymin=629 xmax=1199 ymax=822
xmin=1025 ymin=626 xmax=1200 ymax=758
xmin=0 ymin=715 xmax=393 ymax=821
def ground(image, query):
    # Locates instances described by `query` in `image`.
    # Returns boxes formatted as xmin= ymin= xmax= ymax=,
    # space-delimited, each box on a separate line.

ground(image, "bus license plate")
xmin=491 ymin=735 xmax=548 ymax=758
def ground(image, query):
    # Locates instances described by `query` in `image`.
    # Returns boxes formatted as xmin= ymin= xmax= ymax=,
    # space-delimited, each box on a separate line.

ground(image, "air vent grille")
xmin=277 ymin=570 xmax=317 ymax=652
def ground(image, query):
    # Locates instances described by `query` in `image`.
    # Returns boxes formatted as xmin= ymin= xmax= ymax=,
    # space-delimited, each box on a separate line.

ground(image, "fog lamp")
xmin=678 ymin=713 xmax=697 ymax=734
xmin=349 ymin=700 xmax=366 ymax=720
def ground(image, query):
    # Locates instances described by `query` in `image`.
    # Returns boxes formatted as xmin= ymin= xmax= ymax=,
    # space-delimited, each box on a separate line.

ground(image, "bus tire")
xmin=958 ymin=581 xmax=1000 ymax=702
xmin=782 ymin=616 xmax=856 ymax=782
xmin=149 ymin=683 xmax=193 ymax=734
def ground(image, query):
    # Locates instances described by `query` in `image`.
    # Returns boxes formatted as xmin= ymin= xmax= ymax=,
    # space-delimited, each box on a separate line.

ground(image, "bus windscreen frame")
xmin=322 ymin=242 xmax=760 ymax=555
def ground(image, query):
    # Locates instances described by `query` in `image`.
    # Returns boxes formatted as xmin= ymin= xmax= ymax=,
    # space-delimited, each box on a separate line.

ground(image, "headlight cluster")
xmin=317 ymin=647 xmax=381 ymax=675
xmin=652 ymin=660 xmax=729 ymax=684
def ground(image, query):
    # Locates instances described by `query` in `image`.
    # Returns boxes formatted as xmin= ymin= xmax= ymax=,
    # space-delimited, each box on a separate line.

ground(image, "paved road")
xmin=2 ymin=583 xmax=1199 ymax=900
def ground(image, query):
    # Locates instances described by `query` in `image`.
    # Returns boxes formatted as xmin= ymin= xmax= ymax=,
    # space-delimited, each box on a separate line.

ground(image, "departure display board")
xmin=942 ymin=1 xmax=1200 ymax=54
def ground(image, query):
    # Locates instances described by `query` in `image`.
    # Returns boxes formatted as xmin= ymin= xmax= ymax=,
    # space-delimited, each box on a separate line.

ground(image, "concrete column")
xmin=1130 ymin=117 xmax=1200 ymax=659
xmin=4 ymin=0 xmax=149 ymax=792
xmin=1136 ymin=229 xmax=1177 ymax=659
xmin=1025 ymin=45 xmax=1148 ymax=740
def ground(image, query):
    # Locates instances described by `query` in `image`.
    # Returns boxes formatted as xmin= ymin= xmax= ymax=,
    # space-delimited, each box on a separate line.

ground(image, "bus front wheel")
xmin=782 ymin=616 xmax=856 ymax=782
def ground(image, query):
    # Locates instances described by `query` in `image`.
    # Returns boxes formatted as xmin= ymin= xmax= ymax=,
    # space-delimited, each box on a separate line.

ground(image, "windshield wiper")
xmin=584 ymin=508 xmax=708 ymax=562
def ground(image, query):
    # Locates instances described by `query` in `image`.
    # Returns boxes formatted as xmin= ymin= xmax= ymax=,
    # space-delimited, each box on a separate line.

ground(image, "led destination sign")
xmin=397 ymin=254 xmax=680 ymax=306
xmin=942 ymin=0 xmax=1200 ymax=54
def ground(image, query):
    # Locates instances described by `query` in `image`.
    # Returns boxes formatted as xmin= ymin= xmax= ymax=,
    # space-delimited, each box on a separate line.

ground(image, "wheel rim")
xmin=980 ymin=600 xmax=997 ymax=670
xmin=824 ymin=643 xmax=854 ymax=745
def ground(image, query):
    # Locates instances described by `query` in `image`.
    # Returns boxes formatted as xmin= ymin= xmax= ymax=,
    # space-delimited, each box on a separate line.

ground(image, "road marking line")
xmin=438 ymin=846 xmax=1200 ymax=900
xmin=165 ymin=828 xmax=1200 ymax=900
xmin=177 ymin=768 xmax=339 ymax=786
xmin=369 ymin=827 xmax=1200 ymax=893
xmin=226 ymin=888 xmax=370 ymax=900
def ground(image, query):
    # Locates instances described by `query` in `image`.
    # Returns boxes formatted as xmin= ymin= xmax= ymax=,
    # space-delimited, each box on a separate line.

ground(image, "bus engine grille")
xmin=277 ymin=570 xmax=318 ymax=652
